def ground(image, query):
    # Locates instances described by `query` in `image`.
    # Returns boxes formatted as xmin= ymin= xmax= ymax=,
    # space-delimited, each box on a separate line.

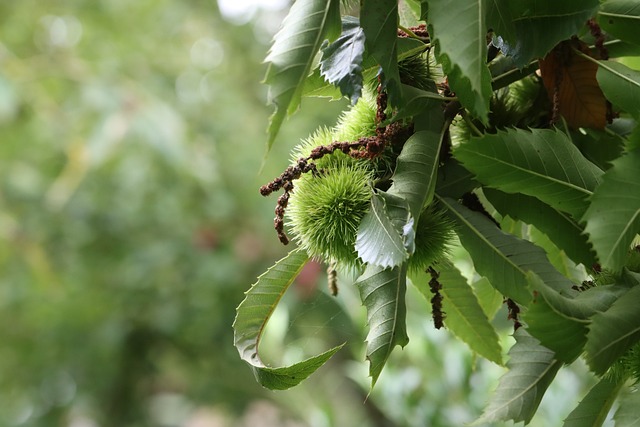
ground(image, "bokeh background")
xmin=0 ymin=1 xmax=600 ymax=426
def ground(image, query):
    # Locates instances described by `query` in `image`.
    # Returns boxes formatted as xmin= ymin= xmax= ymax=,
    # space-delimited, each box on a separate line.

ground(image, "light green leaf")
xmin=410 ymin=262 xmax=503 ymax=365
xmin=586 ymin=284 xmax=640 ymax=375
xmin=427 ymin=0 xmax=492 ymax=123
xmin=563 ymin=376 xmax=624 ymax=427
xmin=356 ymin=192 xmax=412 ymax=269
xmin=455 ymin=128 xmax=604 ymax=219
xmin=356 ymin=263 xmax=409 ymax=387
xmin=476 ymin=329 xmax=561 ymax=425
xmin=473 ymin=277 xmax=504 ymax=321
xmin=614 ymin=388 xmax=640 ymax=426
xmin=233 ymin=249 xmax=342 ymax=389
xmin=598 ymin=0 xmax=640 ymax=47
xmin=483 ymin=188 xmax=596 ymax=267
xmin=264 ymin=0 xmax=341 ymax=150
xmin=361 ymin=0 xmax=402 ymax=105
xmin=597 ymin=60 xmax=640 ymax=119
xmin=438 ymin=196 xmax=577 ymax=305
xmin=583 ymin=150 xmax=640 ymax=273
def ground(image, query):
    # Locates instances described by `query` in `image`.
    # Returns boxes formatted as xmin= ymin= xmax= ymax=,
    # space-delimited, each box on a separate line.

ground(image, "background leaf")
xmin=613 ymin=388 xmax=640 ymax=426
xmin=320 ymin=16 xmax=366 ymax=104
xmin=234 ymin=249 xmax=342 ymax=389
xmin=455 ymin=128 xmax=604 ymax=219
xmin=598 ymin=0 xmax=640 ymax=47
xmin=410 ymin=262 xmax=503 ymax=365
xmin=585 ymin=284 xmax=640 ymax=375
xmin=476 ymin=329 xmax=561 ymax=425
xmin=356 ymin=263 xmax=409 ymax=387
xmin=563 ymin=376 xmax=623 ymax=427
xmin=264 ymin=0 xmax=341 ymax=149
xmin=596 ymin=60 xmax=640 ymax=119
xmin=582 ymin=150 xmax=640 ymax=272
xmin=427 ymin=0 xmax=492 ymax=123
xmin=360 ymin=0 xmax=402 ymax=105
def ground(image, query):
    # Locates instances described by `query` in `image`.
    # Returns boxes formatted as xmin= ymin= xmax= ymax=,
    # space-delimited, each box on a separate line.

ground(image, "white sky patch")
xmin=217 ymin=0 xmax=289 ymax=25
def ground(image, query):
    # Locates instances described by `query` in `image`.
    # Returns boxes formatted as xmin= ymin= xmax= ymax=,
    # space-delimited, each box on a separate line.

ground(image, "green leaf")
xmin=487 ymin=0 xmax=600 ymax=67
xmin=473 ymin=277 xmax=504 ymax=321
xmin=356 ymin=263 xmax=409 ymax=387
xmin=356 ymin=192 xmax=412 ymax=269
xmin=233 ymin=249 xmax=342 ymax=389
xmin=264 ymin=0 xmax=341 ymax=150
xmin=436 ymin=159 xmax=478 ymax=199
xmin=563 ymin=376 xmax=624 ymax=427
xmin=483 ymin=188 xmax=596 ymax=267
xmin=410 ymin=262 xmax=503 ymax=365
xmin=320 ymin=16 xmax=366 ymax=103
xmin=598 ymin=0 xmax=640 ymax=47
xmin=455 ymin=128 xmax=604 ymax=219
xmin=476 ymin=329 xmax=562 ymax=425
xmin=361 ymin=0 xmax=402 ymax=105
xmin=582 ymin=150 xmax=640 ymax=273
xmin=571 ymin=128 xmax=626 ymax=171
xmin=393 ymin=84 xmax=442 ymax=122
xmin=614 ymin=388 xmax=640 ymax=426
xmin=438 ymin=196 xmax=576 ymax=305
xmin=427 ymin=0 xmax=492 ymax=123
xmin=585 ymin=284 xmax=640 ymax=375
xmin=597 ymin=60 xmax=640 ymax=119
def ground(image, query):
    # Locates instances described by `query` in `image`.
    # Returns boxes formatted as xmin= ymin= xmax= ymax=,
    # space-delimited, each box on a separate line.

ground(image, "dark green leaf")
xmin=598 ymin=0 xmax=640 ymax=47
xmin=613 ymin=388 xmax=640 ymax=426
xmin=483 ymin=188 xmax=596 ymax=267
xmin=435 ymin=159 xmax=478 ymax=199
xmin=320 ymin=16 xmax=366 ymax=103
xmin=356 ymin=263 xmax=409 ymax=387
xmin=361 ymin=0 xmax=402 ymax=105
xmin=264 ymin=0 xmax=341 ymax=149
xmin=455 ymin=128 xmax=604 ymax=218
xmin=427 ymin=0 xmax=492 ymax=123
xmin=476 ymin=329 xmax=561 ymax=425
xmin=356 ymin=192 xmax=412 ymax=269
xmin=571 ymin=128 xmax=626 ymax=171
xmin=585 ymin=285 xmax=640 ymax=375
xmin=563 ymin=376 xmax=624 ymax=427
xmin=234 ymin=249 xmax=342 ymax=389
xmin=393 ymin=84 xmax=442 ymax=122
xmin=597 ymin=60 xmax=640 ymax=119
xmin=582 ymin=150 xmax=640 ymax=272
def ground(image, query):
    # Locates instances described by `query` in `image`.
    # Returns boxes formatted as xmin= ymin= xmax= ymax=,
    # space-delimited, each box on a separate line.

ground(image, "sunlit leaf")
xmin=427 ymin=0 xmax=492 ymax=123
xmin=320 ymin=16 xmax=366 ymax=103
xmin=473 ymin=277 xmax=504 ymax=321
xmin=563 ymin=376 xmax=623 ymax=427
xmin=356 ymin=263 xmax=409 ymax=387
xmin=361 ymin=0 xmax=402 ymax=105
xmin=585 ymin=284 xmax=640 ymax=375
xmin=597 ymin=60 xmax=640 ymax=119
xmin=476 ymin=329 xmax=561 ymax=425
xmin=539 ymin=41 xmax=607 ymax=129
xmin=455 ymin=128 xmax=604 ymax=219
xmin=264 ymin=0 xmax=341 ymax=150
xmin=598 ymin=0 xmax=640 ymax=47
xmin=234 ymin=249 xmax=343 ymax=389
xmin=410 ymin=262 xmax=503 ymax=365
xmin=582 ymin=150 xmax=640 ymax=272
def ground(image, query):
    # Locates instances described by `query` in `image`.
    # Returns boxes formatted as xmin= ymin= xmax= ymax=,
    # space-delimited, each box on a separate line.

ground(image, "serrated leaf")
xmin=233 ymin=249 xmax=342 ymax=389
xmin=361 ymin=0 xmax=402 ymax=105
xmin=436 ymin=159 xmax=478 ymax=199
xmin=582 ymin=150 xmax=640 ymax=273
xmin=455 ymin=128 xmax=604 ymax=219
xmin=427 ymin=0 xmax=492 ymax=123
xmin=356 ymin=192 xmax=412 ymax=269
xmin=320 ymin=16 xmax=366 ymax=103
xmin=614 ymin=388 xmax=640 ymax=426
xmin=597 ymin=60 xmax=640 ymax=119
xmin=438 ymin=196 xmax=577 ymax=305
xmin=563 ymin=376 xmax=624 ymax=427
xmin=356 ymin=263 xmax=409 ymax=387
xmin=264 ymin=0 xmax=341 ymax=149
xmin=571 ymin=128 xmax=626 ymax=171
xmin=476 ymin=329 xmax=561 ymax=425
xmin=410 ymin=263 xmax=503 ymax=365
xmin=473 ymin=277 xmax=504 ymax=320
xmin=585 ymin=284 xmax=640 ymax=375
xmin=483 ymin=188 xmax=596 ymax=267
xmin=598 ymin=0 xmax=640 ymax=47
